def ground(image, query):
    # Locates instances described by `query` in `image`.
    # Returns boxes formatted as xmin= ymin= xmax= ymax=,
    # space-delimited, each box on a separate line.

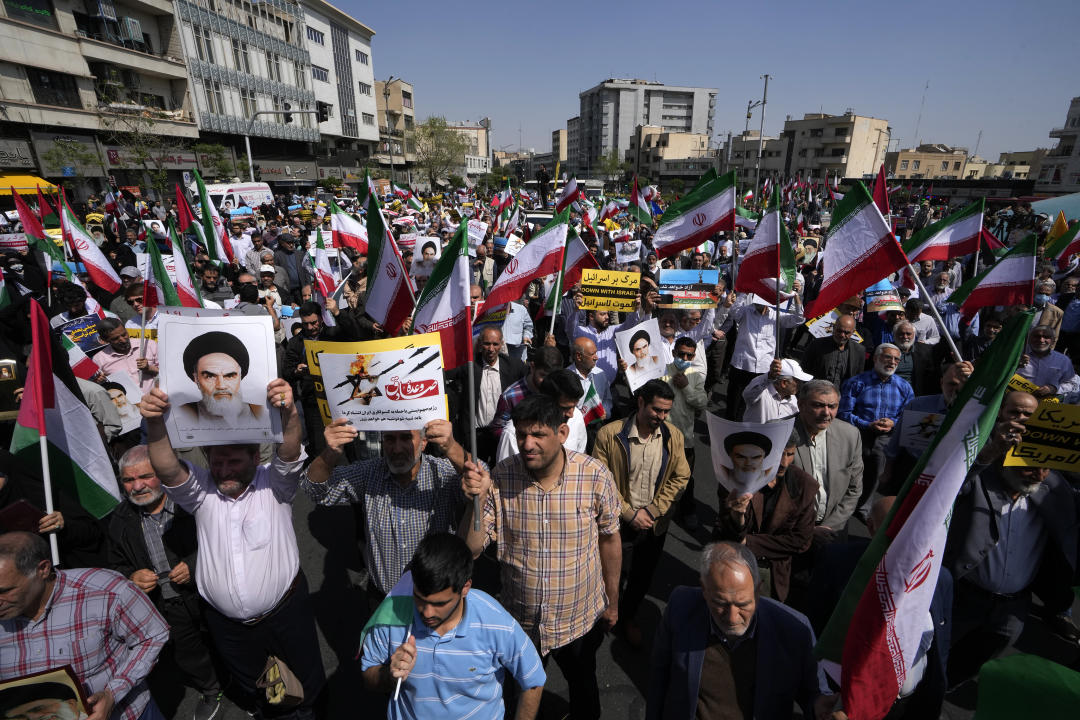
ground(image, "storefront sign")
xmin=30 ymin=131 xmax=105 ymax=176
xmin=0 ymin=140 xmax=36 ymax=169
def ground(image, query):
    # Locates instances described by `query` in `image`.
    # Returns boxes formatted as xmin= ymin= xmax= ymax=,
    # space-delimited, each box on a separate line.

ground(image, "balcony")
xmin=1049 ymin=126 xmax=1080 ymax=138
xmin=79 ymin=37 xmax=189 ymax=79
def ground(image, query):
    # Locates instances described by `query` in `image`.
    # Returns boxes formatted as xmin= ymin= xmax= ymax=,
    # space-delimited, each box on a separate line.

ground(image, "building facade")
xmin=1036 ymin=97 xmax=1080 ymax=193
xmin=446 ymin=120 xmax=491 ymax=177
xmin=0 ymin=0 xmax=199 ymax=196
xmin=374 ymin=78 xmax=414 ymax=182
xmin=565 ymin=116 xmax=581 ymax=175
xmin=721 ymin=131 xmax=785 ymax=187
xmin=885 ymin=144 xmax=968 ymax=180
xmin=577 ymin=79 xmax=717 ymax=176
xmin=627 ymin=125 xmax=718 ymax=186
xmin=779 ymin=112 xmax=889 ymax=181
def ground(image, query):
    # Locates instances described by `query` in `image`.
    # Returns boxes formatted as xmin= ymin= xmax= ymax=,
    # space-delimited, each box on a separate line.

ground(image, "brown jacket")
xmin=715 ymin=465 xmax=818 ymax=602
xmin=593 ymin=416 xmax=691 ymax=536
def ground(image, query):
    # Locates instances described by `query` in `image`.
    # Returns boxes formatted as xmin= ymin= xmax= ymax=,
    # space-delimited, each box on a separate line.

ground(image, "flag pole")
xmin=28 ymin=299 xmax=60 ymax=566
xmin=38 ymin=434 xmax=60 ymax=566
xmin=548 ymin=237 xmax=568 ymax=337
xmin=774 ymin=195 xmax=782 ymax=356
xmin=907 ymin=265 xmax=962 ymax=363
xmin=465 ymin=306 xmax=481 ymax=532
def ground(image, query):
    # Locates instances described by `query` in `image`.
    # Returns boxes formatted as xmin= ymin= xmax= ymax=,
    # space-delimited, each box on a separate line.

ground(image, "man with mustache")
xmin=889 ymin=320 xmax=937 ymax=396
xmin=92 ymin=317 xmax=158 ymax=394
xmin=176 ymin=331 xmax=264 ymax=429
xmin=0 ymin=681 xmax=88 ymax=720
xmin=140 ymin=377 xmax=326 ymax=719
xmin=106 ymin=446 xmax=222 ymax=720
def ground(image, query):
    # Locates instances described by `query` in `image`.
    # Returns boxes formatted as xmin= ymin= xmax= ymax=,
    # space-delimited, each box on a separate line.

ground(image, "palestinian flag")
xmin=407 ymin=195 xmax=424 ymax=212
xmin=555 ymin=176 xmax=580 ymax=214
xmin=330 ymin=199 xmax=369 ymax=253
xmin=902 ymin=199 xmax=984 ymax=262
xmin=37 ymin=185 xmax=57 ymax=227
xmin=479 ymin=211 xmax=569 ymax=316
xmin=13 ymin=188 xmax=63 ymax=267
xmin=735 ymin=187 xmax=796 ymax=304
xmin=193 ymin=170 xmax=234 ymax=264
xmin=735 ymin=205 xmax=760 ymax=230
xmin=166 ymin=218 xmax=203 ymax=308
xmin=0 ymin=266 xmax=10 ymax=310
xmin=803 ymin=181 xmax=910 ymax=319
xmin=363 ymin=195 xmax=415 ymax=335
xmin=948 ymin=234 xmax=1035 ymax=319
xmin=580 ymin=378 xmax=606 ymax=425
xmin=59 ymin=190 xmax=122 ymax=293
xmin=10 ymin=300 xmax=121 ymax=518
xmin=359 ymin=572 xmax=415 ymax=652
xmin=1045 ymin=221 xmax=1080 ymax=271
xmin=143 ymin=229 xmax=181 ymax=307
xmin=628 ymin=176 xmax=652 ymax=225
xmin=652 ymin=170 xmax=736 ymax=259
xmin=62 ymin=334 xmax=98 ymax=380
xmin=817 ymin=311 xmax=1032 ymax=720
xmin=413 ymin=222 xmax=472 ymax=370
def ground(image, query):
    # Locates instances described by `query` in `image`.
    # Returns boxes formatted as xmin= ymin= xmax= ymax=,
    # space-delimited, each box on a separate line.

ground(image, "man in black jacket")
xmin=107 ymin=445 xmax=221 ymax=720
xmin=801 ymin=314 xmax=866 ymax=387
xmin=283 ymin=301 xmax=343 ymax=455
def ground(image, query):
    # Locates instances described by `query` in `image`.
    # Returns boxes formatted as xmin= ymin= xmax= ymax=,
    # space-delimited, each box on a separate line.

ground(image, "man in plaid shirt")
xmin=459 ymin=395 xmax=622 ymax=720
xmin=0 ymin=532 xmax=169 ymax=720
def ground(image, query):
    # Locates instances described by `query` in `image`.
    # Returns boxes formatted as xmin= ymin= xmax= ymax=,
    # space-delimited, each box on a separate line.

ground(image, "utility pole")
xmin=245 ymin=108 xmax=322 ymax=182
xmin=913 ymin=80 xmax=929 ymax=146
xmin=754 ymin=74 xmax=770 ymax=203
xmin=383 ymin=76 xmax=398 ymax=185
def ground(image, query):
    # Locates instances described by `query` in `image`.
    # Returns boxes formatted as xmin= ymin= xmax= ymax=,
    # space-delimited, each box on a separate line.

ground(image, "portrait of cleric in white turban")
xmin=157 ymin=313 xmax=281 ymax=447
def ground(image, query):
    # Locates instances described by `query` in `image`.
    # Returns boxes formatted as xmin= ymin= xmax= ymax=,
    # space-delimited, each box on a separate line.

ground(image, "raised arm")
xmin=139 ymin=387 xmax=186 ymax=487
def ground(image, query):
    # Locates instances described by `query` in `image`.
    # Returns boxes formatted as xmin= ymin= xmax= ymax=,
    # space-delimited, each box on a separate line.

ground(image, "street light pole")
xmin=245 ymin=108 xmax=322 ymax=183
xmin=754 ymin=74 xmax=770 ymax=202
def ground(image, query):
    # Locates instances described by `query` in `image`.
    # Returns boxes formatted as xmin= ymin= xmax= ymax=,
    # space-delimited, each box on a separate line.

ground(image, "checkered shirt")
xmin=0 ymin=568 xmax=169 ymax=720
xmin=140 ymin=496 xmax=178 ymax=599
xmin=490 ymin=377 xmax=532 ymax=436
xmin=481 ymin=450 xmax=621 ymax=654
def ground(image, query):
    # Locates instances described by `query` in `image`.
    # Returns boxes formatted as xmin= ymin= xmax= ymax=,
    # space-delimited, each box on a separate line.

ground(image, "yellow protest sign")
xmin=1007 ymin=374 xmax=1060 ymax=403
xmin=1003 ymin=401 xmax=1080 ymax=471
xmin=580 ymin=269 xmax=639 ymax=312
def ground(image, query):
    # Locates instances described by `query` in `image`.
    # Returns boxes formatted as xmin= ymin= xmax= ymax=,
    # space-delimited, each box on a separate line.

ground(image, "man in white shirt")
xmin=904 ymin=298 xmax=940 ymax=346
xmin=496 ymin=370 xmax=587 ymax=461
xmin=721 ymin=293 xmax=805 ymax=419
xmin=139 ymin=377 xmax=325 ymax=719
xmin=568 ymin=337 xmax=612 ymax=413
xmin=742 ymin=358 xmax=812 ymax=423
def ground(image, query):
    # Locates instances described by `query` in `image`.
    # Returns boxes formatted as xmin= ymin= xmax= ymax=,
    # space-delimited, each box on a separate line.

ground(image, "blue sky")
xmin=340 ymin=0 xmax=1078 ymax=160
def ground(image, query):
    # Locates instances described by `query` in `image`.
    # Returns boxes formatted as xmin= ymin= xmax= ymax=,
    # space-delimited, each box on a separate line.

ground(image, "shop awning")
xmin=0 ymin=175 xmax=59 ymax=194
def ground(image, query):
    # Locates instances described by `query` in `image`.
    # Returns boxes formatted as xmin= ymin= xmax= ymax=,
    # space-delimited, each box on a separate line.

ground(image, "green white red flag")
xmin=948 ymin=234 xmax=1035 ymax=319
xmin=143 ymin=227 xmax=181 ymax=308
xmin=311 ymin=229 xmax=336 ymax=297
xmin=62 ymin=333 xmax=98 ymax=380
xmin=329 ymin=199 xmax=368 ymax=253
xmin=803 ymin=181 xmax=910 ymax=319
xmin=478 ymin=210 xmax=569 ymax=316
xmin=364 ymin=195 xmax=415 ymax=335
xmin=1044 ymin=220 xmax=1080 ymax=271
xmin=175 ymin=183 xmax=208 ymax=250
xmin=10 ymin=299 xmax=121 ymax=518
xmin=59 ymin=190 xmax=122 ymax=293
xmin=652 ymin=170 xmax=737 ymax=259
xmin=166 ymin=218 xmax=203 ymax=308
xmin=580 ymin=379 xmax=606 ymax=425
xmin=735 ymin=186 xmax=796 ymax=304
xmin=628 ymin=176 xmax=652 ymax=225
xmin=555 ymin=176 xmax=580 ymax=213
xmin=902 ymin=198 xmax=984 ymax=262
xmin=413 ymin=221 xmax=472 ymax=370
xmin=0 ymin=266 xmax=10 ymax=311
xmin=538 ymin=228 xmax=598 ymax=319
xmin=193 ymin=170 xmax=234 ymax=264
xmin=817 ymin=311 xmax=1032 ymax=720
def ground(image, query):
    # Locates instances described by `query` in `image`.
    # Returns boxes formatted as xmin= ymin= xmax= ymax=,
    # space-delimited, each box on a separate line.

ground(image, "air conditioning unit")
xmin=119 ymin=16 xmax=141 ymax=41
xmin=90 ymin=0 xmax=117 ymax=21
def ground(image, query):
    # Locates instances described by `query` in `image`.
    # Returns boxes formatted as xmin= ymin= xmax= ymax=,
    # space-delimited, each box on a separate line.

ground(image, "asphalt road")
xmin=166 ymin=425 xmax=1080 ymax=720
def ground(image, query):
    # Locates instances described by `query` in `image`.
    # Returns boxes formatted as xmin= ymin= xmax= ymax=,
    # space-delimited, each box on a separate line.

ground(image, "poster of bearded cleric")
xmin=704 ymin=413 xmax=796 ymax=496
xmin=0 ymin=667 xmax=89 ymax=720
xmin=157 ymin=314 xmax=282 ymax=447
xmin=311 ymin=333 xmax=447 ymax=431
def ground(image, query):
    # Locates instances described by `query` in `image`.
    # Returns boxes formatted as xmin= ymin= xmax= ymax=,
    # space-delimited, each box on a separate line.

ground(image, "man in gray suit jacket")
xmin=790 ymin=379 xmax=863 ymax=544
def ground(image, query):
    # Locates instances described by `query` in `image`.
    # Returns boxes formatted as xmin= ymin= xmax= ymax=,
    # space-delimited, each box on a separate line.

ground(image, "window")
xmin=953 ymin=161 xmax=961 ymax=171
xmin=28 ymin=67 xmax=81 ymax=108
xmin=194 ymin=25 xmax=214 ymax=63
xmin=940 ymin=161 xmax=948 ymax=172
xmin=834 ymin=127 xmax=848 ymax=137
xmin=231 ymin=38 xmax=250 ymax=73
xmin=266 ymin=52 xmax=280 ymax=82
xmin=912 ymin=160 xmax=920 ymax=170
xmin=203 ymin=80 xmax=223 ymax=114
xmin=400 ymin=90 xmax=412 ymax=109
xmin=312 ymin=65 xmax=328 ymax=82
xmin=900 ymin=160 xmax=909 ymax=170
xmin=239 ymin=86 xmax=257 ymax=117
xmin=358 ymin=81 xmax=371 ymax=95
xmin=305 ymin=26 xmax=324 ymax=44
xmin=294 ymin=62 xmax=306 ymax=90
xmin=7 ymin=0 xmax=58 ymax=28
xmin=403 ymin=116 xmax=413 ymax=130
xmin=355 ymin=49 xmax=368 ymax=64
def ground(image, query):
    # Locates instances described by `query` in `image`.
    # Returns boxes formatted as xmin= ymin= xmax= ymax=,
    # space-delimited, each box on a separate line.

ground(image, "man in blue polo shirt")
xmin=361 ymin=533 xmax=546 ymax=720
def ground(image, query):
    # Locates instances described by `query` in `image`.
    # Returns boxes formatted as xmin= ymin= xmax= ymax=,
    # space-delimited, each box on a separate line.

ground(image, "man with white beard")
xmin=838 ymin=343 xmax=914 ymax=523
xmin=0 ymin=682 xmax=89 ymax=719
xmin=176 ymin=331 xmax=264 ymax=428
xmin=106 ymin=446 xmax=222 ymax=720
xmin=890 ymin=320 xmax=937 ymax=396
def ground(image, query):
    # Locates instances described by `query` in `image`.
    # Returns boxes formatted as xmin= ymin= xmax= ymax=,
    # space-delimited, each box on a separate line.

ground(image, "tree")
xmin=318 ymin=175 xmax=341 ymax=192
xmin=39 ymin=139 xmax=105 ymax=179
xmin=98 ymin=96 xmax=191 ymax=199
xmin=413 ymin=116 xmax=470 ymax=190
xmin=599 ymin=149 xmax=631 ymax=188
xmin=193 ymin=143 xmax=235 ymax=181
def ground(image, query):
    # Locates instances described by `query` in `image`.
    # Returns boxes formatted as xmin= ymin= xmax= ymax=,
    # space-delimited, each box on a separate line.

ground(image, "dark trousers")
xmin=619 ymin=525 xmax=668 ymax=622
xmin=679 ymin=447 xmax=697 ymax=514
xmin=704 ymin=338 xmax=727 ymax=393
xmin=156 ymin=595 xmax=219 ymax=695
xmin=544 ymin=621 xmax=606 ymax=720
xmin=947 ymin=580 xmax=1030 ymax=686
xmin=726 ymin=367 xmax=760 ymax=420
xmin=858 ymin=429 xmax=892 ymax=513
xmin=300 ymin=400 xmax=327 ymax=456
xmin=203 ymin=573 xmax=326 ymax=718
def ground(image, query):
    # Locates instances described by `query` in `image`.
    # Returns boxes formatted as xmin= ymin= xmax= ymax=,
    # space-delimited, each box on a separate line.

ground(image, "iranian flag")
xmin=538 ymin=229 xmax=599 ymax=320
xmin=0 ymin=266 xmax=10 ymax=311
xmin=555 ymin=176 xmax=580 ymax=213
xmin=478 ymin=210 xmax=569 ymax=316
xmin=166 ymin=218 xmax=203 ymax=308
xmin=902 ymin=198 xmax=984 ymax=262
xmin=735 ymin=205 xmax=760 ymax=230
xmin=175 ymin=183 xmax=208 ymax=250
xmin=803 ymin=181 xmax=910 ymax=319
xmin=580 ymin=379 xmax=606 ymax=425
xmin=872 ymin=164 xmax=890 ymax=217
xmin=1045 ymin=220 xmax=1080 ymax=271
xmin=193 ymin=170 xmax=234 ymax=264
xmin=391 ymin=182 xmax=411 ymax=199
xmin=310 ymin=229 xmax=336 ymax=297
xmin=359 ymin=571 xmax=415 ymax=652
xmin=143 ymin=228 xmax=181 ymax=307
xmin=59 ymin=191 xmax=122 ymax=293
xmin=948 ymin=234 xmax=1035 ymax=319
xmin=628 ymin=176 xmax=652 ymax=225
xmin=329 ymin=200 xmax=368 ymax=253
xmin=735 ymin=187 xmax=796 ymax=304
xmin=817 ymin=311 xmax=1032 ymax=720
xmin=652 ymin=170 xmax=736 ymax=259
xmin=62 ymin=334 xmax=99 ymax=380
xmin=413 ymin=221 xmax=472 ymax=370
xmin=10 ymin=300 xmax=121 ymax=519
xmin=742 ymin=189 xmax=754 ymax=203
xmin=363 ymin=195 xmax=415 ymax=335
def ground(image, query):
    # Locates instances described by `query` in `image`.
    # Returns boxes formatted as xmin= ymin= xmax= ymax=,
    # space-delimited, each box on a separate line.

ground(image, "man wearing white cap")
xmin=742 ymin=358 xmax=812 ymax=423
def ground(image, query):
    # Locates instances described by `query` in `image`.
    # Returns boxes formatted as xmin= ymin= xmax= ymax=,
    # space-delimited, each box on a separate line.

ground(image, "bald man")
xmin=568 ymin=337 xmax=612 ymax=412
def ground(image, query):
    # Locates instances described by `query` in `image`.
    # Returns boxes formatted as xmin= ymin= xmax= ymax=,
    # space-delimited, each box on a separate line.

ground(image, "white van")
xmin=192 ymin=182 xmax=274 ymax=211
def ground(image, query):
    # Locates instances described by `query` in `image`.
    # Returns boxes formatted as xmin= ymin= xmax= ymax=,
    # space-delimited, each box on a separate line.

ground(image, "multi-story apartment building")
xmin=779 ymin=112 xmax=890 ymax=181
xmin=721 ymin=131 xmax=785 ymax=188
xmin=885 ymin=144 xmax=968 ymax=180
xmin=577 ymin=79 xmax=717 ymax=174
xmin=0 ymin=0 xmax=199 ymax=196
xmin=628 ymin=125 xmax=719 ymax=186
xmin=374 ymin=78 xmax=414 ymax=183
xmin=551 ymin=129 xmax=567 ymax=166
xmin=446 ymin=120 xmax=491 ymax=177
xmin=565 ymin=116 xmax=581 ymax=175
xmin=1037 ymin=97 xmax=1080 ymax=193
